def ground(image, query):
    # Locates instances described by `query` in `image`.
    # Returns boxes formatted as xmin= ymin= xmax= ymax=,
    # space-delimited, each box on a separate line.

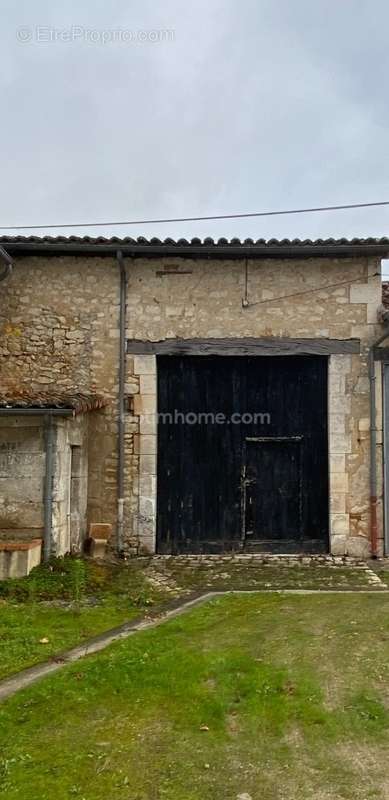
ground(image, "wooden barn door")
xmin=243 ymin=437 xmax=303 ymax=549
xmin=157 ymin=355 xmax=328 ymax=554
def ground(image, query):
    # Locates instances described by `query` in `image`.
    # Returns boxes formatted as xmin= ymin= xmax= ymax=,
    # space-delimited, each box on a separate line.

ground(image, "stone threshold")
xmin=147 ymin=554 xmax=367 ymax=566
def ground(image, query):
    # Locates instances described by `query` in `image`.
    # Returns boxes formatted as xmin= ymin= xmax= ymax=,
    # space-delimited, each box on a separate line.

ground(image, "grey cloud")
xmin=1 ymin=0 xmax=389 ymax=258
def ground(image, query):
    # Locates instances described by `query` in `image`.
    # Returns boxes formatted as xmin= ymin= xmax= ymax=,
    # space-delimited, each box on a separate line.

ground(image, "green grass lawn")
xmin=2 ymin=593 xmax=389 ymax=799
xmin=0 ymin=558 xmax=169 ymax=680
xmin=0 ymin=556 xmax=384 ymax=681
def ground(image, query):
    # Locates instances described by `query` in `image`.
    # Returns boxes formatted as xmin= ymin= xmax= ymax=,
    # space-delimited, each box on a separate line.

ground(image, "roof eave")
xmin=3 ymin=242 xmax=389 ymax=259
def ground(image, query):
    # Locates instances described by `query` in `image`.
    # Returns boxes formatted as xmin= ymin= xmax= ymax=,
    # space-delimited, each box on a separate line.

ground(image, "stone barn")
xmin=0 ymin=235 xmax=388 ymax=574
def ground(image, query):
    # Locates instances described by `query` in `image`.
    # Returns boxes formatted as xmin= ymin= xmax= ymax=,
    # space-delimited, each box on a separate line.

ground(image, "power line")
xmin=1 ymin=200 xmax=389 ymax=231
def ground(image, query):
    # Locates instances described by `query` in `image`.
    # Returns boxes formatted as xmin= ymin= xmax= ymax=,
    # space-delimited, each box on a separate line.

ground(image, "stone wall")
xmin=0 ymin=416 xmax=45 ymax=540
xmin=0 ymin=257 xmax=120 ymax=543
xmin=0 ymin=253 xmax=384 ymax=556
xmin=125 ymin=255 xmax=383 ymax=557
xmin=0 ymin=412 xmax=89 ymax=555
xmin=53 ymin=414 xmax=89 ymax=555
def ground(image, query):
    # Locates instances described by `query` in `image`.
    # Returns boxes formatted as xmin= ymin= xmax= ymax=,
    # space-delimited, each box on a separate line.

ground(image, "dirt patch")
xmin=334 ymin=741 xmax=389 ymax=798
xmin=226 ymin=712 xmax=241 ymax=736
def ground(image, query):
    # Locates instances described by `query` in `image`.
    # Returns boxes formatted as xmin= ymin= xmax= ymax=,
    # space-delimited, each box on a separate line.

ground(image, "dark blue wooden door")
xmin=157 ymin=355 xmax=328 ymax=554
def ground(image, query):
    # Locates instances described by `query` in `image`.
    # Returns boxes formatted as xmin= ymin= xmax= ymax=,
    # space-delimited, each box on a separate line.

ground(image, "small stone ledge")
xmin=0 ymin=538 xmax=42 ymax=552
xmin=0 ymin=539 xmax=42 ymax=579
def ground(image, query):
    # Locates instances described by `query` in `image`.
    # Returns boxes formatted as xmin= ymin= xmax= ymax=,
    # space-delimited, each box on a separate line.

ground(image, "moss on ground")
xmin=152 ymin=557 xmax=380 ymax=592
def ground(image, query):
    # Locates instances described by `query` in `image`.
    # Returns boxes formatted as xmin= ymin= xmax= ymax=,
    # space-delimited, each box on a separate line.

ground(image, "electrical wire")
xmin=1 ymin=200 xmax=389 ymax=231
xmin=242 ymin=272 xmax=380 ymax=309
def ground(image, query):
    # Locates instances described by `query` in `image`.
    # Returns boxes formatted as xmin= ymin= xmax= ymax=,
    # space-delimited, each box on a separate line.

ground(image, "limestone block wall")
xmin=328 ymin=355 xmax=373 ymax=558
xmin=0 ymin=416 xmax=45 ymax=541
xmin=125 ymin=256 xmax=379 ymax=341
xmin=0 ymin=252 xmax=385 ymax=557
xmin=0 ymin=412 xmax=89 ymax=556
xmin=0 ymin=256 xmax=120 ymax=544
xmin=125 ymin=255 xmax=384 ymax=557
xmin=52 ymin=414 xmax=89 ymax=556
xmin=132 ymin=355 xmax=157 ymax=554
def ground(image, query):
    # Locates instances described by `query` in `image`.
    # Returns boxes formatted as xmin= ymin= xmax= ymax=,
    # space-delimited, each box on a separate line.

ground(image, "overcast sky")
xmin=2 ymin=0 xmax=389 ymax=258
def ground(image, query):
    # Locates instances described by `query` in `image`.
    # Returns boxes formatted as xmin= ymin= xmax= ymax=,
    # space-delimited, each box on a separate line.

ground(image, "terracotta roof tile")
xmin=1 ymin=235 xmax=389 ymax=259
xmin=1 ymin=234 xmax=389 ymax=247
xmin=0 ymin=391 xmax=107 ymax=414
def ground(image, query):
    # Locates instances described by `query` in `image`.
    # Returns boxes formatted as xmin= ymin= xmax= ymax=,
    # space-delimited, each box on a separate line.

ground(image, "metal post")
xmin=369 ymin=329 xmax=389 ymax=557
xmin=43 ymin=413 xmax=54 ymax=562
xmin=116 ymin=250 xmax=127 ymax=553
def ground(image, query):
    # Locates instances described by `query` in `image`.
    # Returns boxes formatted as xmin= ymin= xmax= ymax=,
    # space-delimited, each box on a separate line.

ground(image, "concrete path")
xmin=1 ymin=586 xmax=389 ymax=702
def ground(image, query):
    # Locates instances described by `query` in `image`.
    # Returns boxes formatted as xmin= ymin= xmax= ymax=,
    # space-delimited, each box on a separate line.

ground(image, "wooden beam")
xmin=127 ymin=337 xmax=360 ymax=356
